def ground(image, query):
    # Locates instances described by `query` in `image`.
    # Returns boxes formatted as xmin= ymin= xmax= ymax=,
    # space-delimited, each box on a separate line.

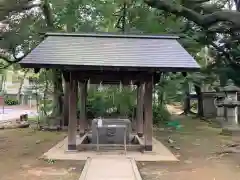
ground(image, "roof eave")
xmin=19 ymin=62 xmax=200 ymax=72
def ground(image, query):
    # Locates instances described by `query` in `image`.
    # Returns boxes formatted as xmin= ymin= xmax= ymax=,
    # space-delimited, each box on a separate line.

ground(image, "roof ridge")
xmin=44 ymin=32 xmax=179 ymax=39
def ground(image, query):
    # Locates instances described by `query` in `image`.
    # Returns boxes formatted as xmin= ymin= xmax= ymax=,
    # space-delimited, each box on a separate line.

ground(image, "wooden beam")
xmin=75 ymin=71 xmax=147 ymax=82
xmin=67 ymin=72 xmax=77 ymax=150
xmin=70 ymin=70 xmax=160 ymax=85
xmin=144 ymin=75 xmax=153 ymax=151
xmin=91 ymin=79 xmax=132 ymax=85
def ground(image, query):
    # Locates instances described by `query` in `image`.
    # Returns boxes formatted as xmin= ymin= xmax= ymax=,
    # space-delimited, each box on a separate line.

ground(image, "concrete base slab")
xmin=42 ymin=136 xmax=178 ymax=162
xmin=79 ymin=157 xmax=142 ymax=180
xmin=221 ymin=126 xmax=240 ymax=136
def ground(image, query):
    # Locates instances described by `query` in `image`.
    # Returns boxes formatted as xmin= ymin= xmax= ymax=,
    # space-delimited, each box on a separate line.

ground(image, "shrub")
xmin=153 ymin=104 xmax=171 ymax=125
xmin=5 ymin=98 xmax=19 ymax=105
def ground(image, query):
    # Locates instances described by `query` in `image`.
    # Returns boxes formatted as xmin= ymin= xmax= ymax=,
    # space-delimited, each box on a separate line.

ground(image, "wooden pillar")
xmin=67 ymin=72 xmax=77 ymax=150
xmin=136 ymin=82 xmax=144 ymax=137
xmin=72 ymin=80 xmax=78 ymax=121
xmin=79 ymin=80 xmax=87 ymax=136
xmin=144 ymin=75 xmax=153 ymax=151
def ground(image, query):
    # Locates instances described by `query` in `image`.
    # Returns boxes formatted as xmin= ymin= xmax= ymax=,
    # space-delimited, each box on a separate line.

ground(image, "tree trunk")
xmin=183 ymin=82 xmax=191 ymax=114
xmin=51 ymin=69 xmax=63 ymax=118
xmin=0 ymin=74 xmax=6 ymax=92
xmin=17 ymin=70 xmax=28 ymax=103
xmin=219 ymin=73 xmax=228 ymax=87
xmin=43 ymin=70 xmax=48 ymax=116
xmin=234 ymin=0 xmax=240 ymax=11
xmin=157 ymin=73 xmax=164 ymax=106
xmin=194 ymin=85 xmax=203 ymax=117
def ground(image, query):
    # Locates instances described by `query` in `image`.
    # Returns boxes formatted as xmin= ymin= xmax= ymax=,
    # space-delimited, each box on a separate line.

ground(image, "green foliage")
xmin=85 ymin=85 xmax=136 ymax=119
xmin=40 ymin=99 xmax=53 ymax=115
xmin=4 ymin=98 xmax=19 ymax=105
xmin=153 ymin=104 xmax=171 ymax=125
xmin=85 ymin=85 xmax=171 ymax=125
xmin=2 ymin=0 xmax=231 ymax=124
xmin=87 ymin=89 xmax=108 ymax=118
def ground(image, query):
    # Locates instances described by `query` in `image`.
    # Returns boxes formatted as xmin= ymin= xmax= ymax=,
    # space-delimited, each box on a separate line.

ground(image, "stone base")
xmin=216 ymin=117 xmax=225 ymax=121
xmin=79 ymin=131 xmax=85 ymax=137
xmin=68 ymin=144 xmax=77 ymax=150
xmin=145 ymin=145 xmax=152 ymax=151
xmin=137 ymin=132 xmax=143 ymax=137
xmin=221 ymin=126 xmax=240 ymax=136
xmin=216 ymin=117 xmax=225 ymax=125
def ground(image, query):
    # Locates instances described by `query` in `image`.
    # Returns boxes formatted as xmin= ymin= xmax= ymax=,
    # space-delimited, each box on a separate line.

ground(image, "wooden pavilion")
xmin=19 ymin=32 xmax=199 ymax=151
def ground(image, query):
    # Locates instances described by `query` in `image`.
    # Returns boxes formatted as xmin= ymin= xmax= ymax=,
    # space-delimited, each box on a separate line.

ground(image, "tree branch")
xmin=210 ymin=42 xmax=240 ymax=67
xmin=0 ymin=46 xmax=30 ymax=69
xmin=0 ymin=0 xmax=41 ymax=21
xmin=144 ymin=0 xmax=240 ymax=29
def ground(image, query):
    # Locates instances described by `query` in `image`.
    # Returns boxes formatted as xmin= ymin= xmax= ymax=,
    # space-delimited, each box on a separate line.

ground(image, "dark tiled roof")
xmin=20 ymin=33 xmax=200 ymax=70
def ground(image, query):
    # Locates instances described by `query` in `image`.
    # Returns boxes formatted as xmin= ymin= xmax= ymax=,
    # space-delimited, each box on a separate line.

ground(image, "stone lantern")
xmin=220 ymin=80 xmax=240 ymax=135
xmin=222 ymin=80 xmax=240 ymax=126
xmin=222 ymin=79 xmax=240 ymax=101
xmin=221 ymin=98 xmax=240 ymax=127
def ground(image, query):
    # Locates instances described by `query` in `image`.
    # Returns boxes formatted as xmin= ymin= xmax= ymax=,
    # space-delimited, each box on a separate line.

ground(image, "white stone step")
xmin=79 ymin=157 xmax=142 ymax=180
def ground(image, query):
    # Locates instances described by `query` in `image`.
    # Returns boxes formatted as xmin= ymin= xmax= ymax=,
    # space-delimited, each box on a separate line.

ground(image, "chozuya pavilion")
xmin=19 ymin=32 xmax=199 ymax=152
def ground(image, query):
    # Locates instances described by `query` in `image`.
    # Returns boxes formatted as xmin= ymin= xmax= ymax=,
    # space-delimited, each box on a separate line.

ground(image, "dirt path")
xmin=138 ymin=116 xmax=240 ymax=180
xmin=166 ymin=104 xmax=183 ymax=115
xmin=0 ymin=128 xmax=84 ymax=180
